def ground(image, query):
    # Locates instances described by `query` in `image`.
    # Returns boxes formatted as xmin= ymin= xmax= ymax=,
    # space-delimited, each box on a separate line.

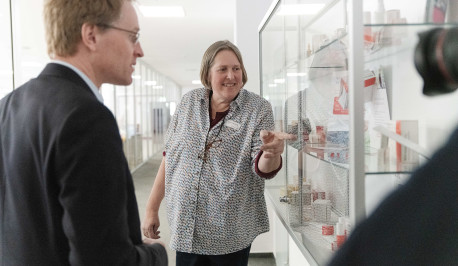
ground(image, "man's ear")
xmin=81 ymin=23 xmax=98 ymax=51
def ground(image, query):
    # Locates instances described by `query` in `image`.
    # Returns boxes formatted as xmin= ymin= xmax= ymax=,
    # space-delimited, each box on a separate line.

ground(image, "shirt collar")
xmin=201 ymin=87 xmax=244 ymax=111
xmin=51 ymin=60 xmax=104 ymax=103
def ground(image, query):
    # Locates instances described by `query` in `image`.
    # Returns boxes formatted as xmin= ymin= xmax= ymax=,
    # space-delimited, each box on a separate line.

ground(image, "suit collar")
xmin=40 ymin=63 xmax=90 ymax=90
xmin=39 ymin=63 xmax=103 ymax=103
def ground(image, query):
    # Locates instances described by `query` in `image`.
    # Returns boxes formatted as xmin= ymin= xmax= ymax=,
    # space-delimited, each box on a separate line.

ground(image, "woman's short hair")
xmin=200 ymin=40 xmax=248 ymax=89
xmin=43 ymin=0 xmax=128 ymax=57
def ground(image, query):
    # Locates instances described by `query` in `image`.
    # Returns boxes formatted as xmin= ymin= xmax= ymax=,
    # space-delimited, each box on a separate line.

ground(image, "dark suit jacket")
xmin=0 ymin=63 xmax=167 ymax=265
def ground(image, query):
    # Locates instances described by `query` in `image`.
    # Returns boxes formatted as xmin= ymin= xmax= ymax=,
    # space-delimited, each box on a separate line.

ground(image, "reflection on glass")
xmin=260 ymin=1 xmax=352 ymax=264
xmin=0 ymin=0 xmax=13 ymax=97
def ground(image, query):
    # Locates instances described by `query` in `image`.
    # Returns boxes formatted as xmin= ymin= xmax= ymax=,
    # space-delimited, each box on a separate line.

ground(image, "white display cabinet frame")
xmin=259 ymin=0 xmax=458 ymax=265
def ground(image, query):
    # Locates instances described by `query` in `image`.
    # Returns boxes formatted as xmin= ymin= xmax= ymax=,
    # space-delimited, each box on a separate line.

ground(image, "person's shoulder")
xmin=239 ymin=89 xmax=271 ymax=107
xmin=181 ymin=87 xmax=207 ymax=101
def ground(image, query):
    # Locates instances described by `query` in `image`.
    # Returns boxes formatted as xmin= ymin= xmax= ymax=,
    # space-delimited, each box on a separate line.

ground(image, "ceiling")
xmin=136 ymin=0 xmax=236 ymax=89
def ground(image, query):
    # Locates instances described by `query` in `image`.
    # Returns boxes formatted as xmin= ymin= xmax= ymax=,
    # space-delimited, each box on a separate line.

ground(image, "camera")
xmin=414 ymin=27 xmax=458 ymax=96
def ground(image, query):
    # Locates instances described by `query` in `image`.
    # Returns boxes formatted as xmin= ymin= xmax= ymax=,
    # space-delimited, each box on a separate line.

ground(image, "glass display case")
xmin=259 ymin=0 xmax=458 ymax=264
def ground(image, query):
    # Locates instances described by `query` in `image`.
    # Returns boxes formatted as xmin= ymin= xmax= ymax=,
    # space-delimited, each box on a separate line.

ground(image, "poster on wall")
xmin=333 ymin=78 xmax=349 ymax=115
xmin=425 ymin=0 xmax=448 ymax=23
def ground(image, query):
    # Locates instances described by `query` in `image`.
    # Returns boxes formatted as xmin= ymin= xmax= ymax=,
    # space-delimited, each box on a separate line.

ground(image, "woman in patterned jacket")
xmin=142 ymin=40 xmax=295 ymax=266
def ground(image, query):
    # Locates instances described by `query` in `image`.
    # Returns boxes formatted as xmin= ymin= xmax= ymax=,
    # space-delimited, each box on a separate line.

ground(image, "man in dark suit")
xmin=0 ymin=0 xmax=167 ymax=265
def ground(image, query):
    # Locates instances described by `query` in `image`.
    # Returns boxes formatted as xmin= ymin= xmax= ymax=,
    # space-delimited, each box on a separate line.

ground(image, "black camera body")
xmin=414 ymin=27 xmax=458 ymax=96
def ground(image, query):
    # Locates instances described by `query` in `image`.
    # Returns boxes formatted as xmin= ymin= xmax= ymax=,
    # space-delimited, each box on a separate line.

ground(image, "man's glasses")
xmin=98 ymin=24 xmax=140 ymax=44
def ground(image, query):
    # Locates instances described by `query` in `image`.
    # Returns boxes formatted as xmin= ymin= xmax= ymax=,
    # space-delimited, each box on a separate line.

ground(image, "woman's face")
xmin=208 ymin=50 xmax=243 ymax=103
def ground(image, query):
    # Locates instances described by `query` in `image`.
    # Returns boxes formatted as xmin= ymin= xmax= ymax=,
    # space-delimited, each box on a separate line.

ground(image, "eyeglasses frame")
xmin=98 ymin=23 xmax=140 ymax=44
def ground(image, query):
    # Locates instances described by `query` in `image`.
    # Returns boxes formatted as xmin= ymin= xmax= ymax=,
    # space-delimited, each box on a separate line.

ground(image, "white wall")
xmin=235 ymin=0 xmax=273 ymax=95
xmin=0 ymin=0 xmax=14 ymax=96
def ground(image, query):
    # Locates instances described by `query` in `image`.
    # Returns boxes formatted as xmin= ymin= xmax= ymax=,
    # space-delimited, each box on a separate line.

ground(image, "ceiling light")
xmin=274 ymin=79 xmax=285 ymax=84
xmin=278 ymin=4 xmax=325 ymax=15
xmin=139 ymin=6 xmax=185 ymax=17
xmin=268 ymin=84 xmax=277 ymax=87
xmin=132 ymin=75 xmax=142 ymax=80
xmin=145 ymin=80 xmax=157 ymax=86
xmin=192 ymin=80 xmax=202 ymax=85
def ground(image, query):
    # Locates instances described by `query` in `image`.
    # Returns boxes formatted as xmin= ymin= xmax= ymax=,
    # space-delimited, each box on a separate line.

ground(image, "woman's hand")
xmin=142 ymin=211 xmax=161 ymax=239
xmin=259 ymin=130 xmax=297 ymax=158
xmin=258 ymin=130 xmax=297 ymax=173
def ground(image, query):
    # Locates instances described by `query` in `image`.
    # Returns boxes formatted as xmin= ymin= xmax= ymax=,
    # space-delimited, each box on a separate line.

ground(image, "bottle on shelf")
xmin=336 ymin=217 xmax=347 ymax=248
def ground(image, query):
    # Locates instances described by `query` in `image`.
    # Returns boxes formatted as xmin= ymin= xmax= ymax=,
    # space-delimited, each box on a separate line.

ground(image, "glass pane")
xmin=363 ymin=0 xmax=458 ymax=25
xmin=261 ymin=0 xmax=351 ymax=264
xmin=101 ymin=84 xmax=116 ymax=115
xmin=12 ymin=0 xmax=48 ymax=87
xmin=116 ymin=85 xmax=128 ymax=160
xmin=134 ymin=66 xmax=143 ymax=168
xmin=0 ymin=0 xmax=13 ymax=97
xmin=146 ymin=69 xmax=153 ymax=157
xmin=141 ymin=64 xmax=149 ymax=161
xmin=362 ymin=0 xmax=458 ymax=214
xmin=297 ymin=1 xmax=350 ymax=263
xmin=261 ymin=0 xmax=286 ymax=191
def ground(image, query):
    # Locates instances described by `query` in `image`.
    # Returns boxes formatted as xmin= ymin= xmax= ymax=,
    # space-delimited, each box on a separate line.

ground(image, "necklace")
xmin=199 ymin=94 xmax=228 ymax=161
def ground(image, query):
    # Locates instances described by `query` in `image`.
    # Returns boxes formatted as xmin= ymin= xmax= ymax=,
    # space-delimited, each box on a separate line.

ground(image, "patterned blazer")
xmin=164 ymin=87 xmax=276 ymax=255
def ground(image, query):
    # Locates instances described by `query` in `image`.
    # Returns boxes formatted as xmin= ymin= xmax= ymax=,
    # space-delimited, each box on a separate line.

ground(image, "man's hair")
xmin=43 ymin=0 xmax=129 ymax=57
xmin=200 ymin=40 xmax=248 ymax=89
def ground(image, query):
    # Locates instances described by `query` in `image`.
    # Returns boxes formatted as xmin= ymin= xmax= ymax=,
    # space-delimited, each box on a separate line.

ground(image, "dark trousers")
xmin=176 ymin=245 xmax=251 ymax=266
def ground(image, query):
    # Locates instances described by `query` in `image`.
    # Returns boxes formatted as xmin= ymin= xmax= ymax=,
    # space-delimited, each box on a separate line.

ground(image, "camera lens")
xmin=414 ymin=27 xmax=458 ymax=96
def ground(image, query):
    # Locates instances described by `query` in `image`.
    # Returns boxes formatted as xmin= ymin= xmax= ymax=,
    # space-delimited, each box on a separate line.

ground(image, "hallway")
xmin=132 ymin=152 xmax=276 ymax=266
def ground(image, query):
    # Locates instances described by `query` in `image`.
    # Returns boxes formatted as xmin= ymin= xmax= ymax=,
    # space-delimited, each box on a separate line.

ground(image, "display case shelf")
xmin=265 ymin=187 xmax=334 ymax=266
xmin=300 ymin=145 xmax=422 ymax=175
xmin=364 ymin=23 xmax=458 ymax=63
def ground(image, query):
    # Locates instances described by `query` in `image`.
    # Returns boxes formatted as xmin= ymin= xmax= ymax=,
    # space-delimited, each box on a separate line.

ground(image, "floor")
xmin=132 ymin=152 xmax=276 ymax=266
